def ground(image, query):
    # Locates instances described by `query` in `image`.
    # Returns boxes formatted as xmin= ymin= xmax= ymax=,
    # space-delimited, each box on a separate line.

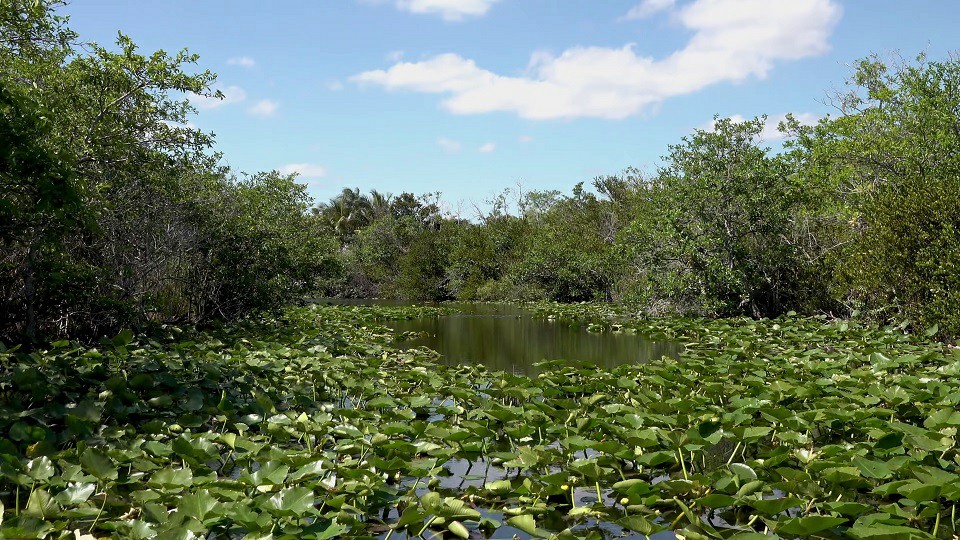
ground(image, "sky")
xmin=62 ymin=0 xmax=959 ymax=212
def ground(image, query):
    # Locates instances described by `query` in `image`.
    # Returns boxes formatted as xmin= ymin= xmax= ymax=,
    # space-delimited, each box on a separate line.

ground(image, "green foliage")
xmin=509 ymin=184 xmax=620 ymax=302
xmin=622 ymin=117 xmax=817 ymax=317
xmin=447 ymin=213 xmax=528 ymax=301
xmin=0 ymin=2 xmax=335 ymax=341
xmin=808 ymin=54 xmax=960 ymax=337
xmin=314 ymin=55 xmax=960 ymax=338
xmin=199 ymin=171 xmax=337 ymax=318
xmin=7 ymin=0 xmax=960 ymax=343
xmin=326 ymin=191 xmax=450 ymax=300
xmin=2 ymin=303 xmax=959 ymax=538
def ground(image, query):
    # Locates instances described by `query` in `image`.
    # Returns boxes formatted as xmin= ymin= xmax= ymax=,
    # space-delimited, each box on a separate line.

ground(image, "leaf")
xmin=25 ymin=488 xmax=60 ymax=518
xmin=506 ymin=514 xmax=546 ymax=537
xmin=484 ymin=479 xmax=512 ymax=493
xmin=245 ymin=461 xmax=289 ymax=486
xmin=447 ymin=520 xmax=469 ymax=539
xmin=617 ymin=515 xmax=660 ymax=536
xmin=126 ymin=520 xmax=157 ymax=540
xmin=148 ymin=467 xmax=193 ymax=489
xmin=874 ymin=432 xmax=903 ymax=451
xmin=924 ymin=408 xmax=960 ymax=430
xmin=113 ymin=328 xmax=134 ymax=347
xmin=697 ymin=493 xmax=737 ymax=508
xmin=420 ymin=491 xmax=442 ymax=513
xmin=263 ymin=486 xmax=315 ymax=516
xmin=561 ymin=436 xmax=598 ymax=451
xmin=26 ymin=456 xmax=54 ymax=482
xmin=848 ymin=523 xmax=935 ymax=539
xmin=774 ymin=515 xmax=847 ymax=536
xmin=440 ymin=498 xmax=481 ymax=521
xmin=55 ymin=482 xmax=96 ymax=505
xmin=365 ymin=396 xmax=396 ymax=408
xmin=313 ymin=520 xmax=349 ymax=540
xmin=822 ymin=501 xmax=874 ymax=517
xmin=288 ymin=460 xmax=325 ymax=482
xmin=729 ymin=462 xmax=758 ymax=482
xmin=179 ymin=489 xmax=220 ymax=522
xmin=853 ymin=457 xmax=892 ymax=480
xmin=80 ymin=448 xmax=117 ymax=481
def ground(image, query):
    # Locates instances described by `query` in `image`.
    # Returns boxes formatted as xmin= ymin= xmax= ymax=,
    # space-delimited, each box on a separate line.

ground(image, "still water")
xmin=327 ymin=301 xmax=681 ymax=374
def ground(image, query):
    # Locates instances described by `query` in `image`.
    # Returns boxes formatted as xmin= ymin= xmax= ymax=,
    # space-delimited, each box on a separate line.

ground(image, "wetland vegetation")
xmin=4 ymin=304 xmax=960 ymax=539
xmin=4 ymin=1 xmax=960 ymax=538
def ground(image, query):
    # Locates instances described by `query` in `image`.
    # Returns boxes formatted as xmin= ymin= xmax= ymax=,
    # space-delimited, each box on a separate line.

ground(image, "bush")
xmin=812 ymin=55 xmax=960 ymax=336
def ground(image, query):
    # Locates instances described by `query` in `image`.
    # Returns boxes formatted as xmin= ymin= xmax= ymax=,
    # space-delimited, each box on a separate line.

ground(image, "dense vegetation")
xmin=5 ymin=2 xmax=960 ymax=538
xmin=4 ymin=1 xmax=960 ymax=342
xmin=1 ymin=0 xmax=337 ymax=344
xmin=316 ymin=59 xmax=960 ymax=339
xmin=3 ymin=304 xmax=960 ymax=539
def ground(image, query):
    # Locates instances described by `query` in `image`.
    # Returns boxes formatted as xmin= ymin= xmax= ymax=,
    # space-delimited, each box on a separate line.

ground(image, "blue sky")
xmin=62 ymin=0 xmax=959 ymax=213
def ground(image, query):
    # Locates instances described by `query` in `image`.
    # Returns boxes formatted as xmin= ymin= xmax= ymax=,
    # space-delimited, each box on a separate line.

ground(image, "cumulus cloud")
xmin=699 ymin=112 xmax=822 ymax=141
xmin=191 ymin=85 xmax=247 ymax=110
xmin=279 ymin=163 xmax=327 ymax=178
xmin=394 ymin=0 xmax=500 ymax=20
xmin=352 ymin=0 xmax=841 ymax=120
xmin=478 ymin=142 xmax=496 ymax=153
xmin=248 ymin=99 xmax=279 ymax=117
xmin=227 ymin=56 xmax=256 ymax=68
xmin=621 ymin=0 xmax=675 ymax=20
xmin=437 ymin=137 xmax=462 ymax=153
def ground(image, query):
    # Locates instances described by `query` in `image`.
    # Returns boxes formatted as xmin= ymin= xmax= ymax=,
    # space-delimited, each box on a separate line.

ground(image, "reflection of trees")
xmin=390 ymin=306 xmax=680 ymax=375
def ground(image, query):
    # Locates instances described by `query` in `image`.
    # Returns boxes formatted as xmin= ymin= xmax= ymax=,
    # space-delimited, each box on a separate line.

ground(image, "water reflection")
xmin=385 ymin=303 xmax=681 ymax=375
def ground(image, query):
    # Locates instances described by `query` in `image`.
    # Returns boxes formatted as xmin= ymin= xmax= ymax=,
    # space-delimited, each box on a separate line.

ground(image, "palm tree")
xmin=368 ymin=189 xmax=393 ymax=220
xmin=318 ymin=187 xmax=373 ymax=240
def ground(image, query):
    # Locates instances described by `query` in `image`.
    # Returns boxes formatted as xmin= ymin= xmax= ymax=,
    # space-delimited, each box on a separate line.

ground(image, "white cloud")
xmin=191 ymin=85 xmax=247 ymax=110
xmin=227 ymin=56 xmax=256 ymax=68
xmin=699 ymin=112 xmax=822 ymax=141
xmin=437 ymin=137 xmax=462 ymax=153
xmin=621 ymin=0 xmax=675 ymax=20
xmin=248 ymin=99 xmax=279 ymax=117
xmin=352 ymin=0 xmax=841 ymax=120
xmin=394 ymin=0 xmax=499 ymax=20
xmin=279 ymin=163 xmax=327 ymax=178
xmin=478 ymin=142 xmax=496 ymax=153
xmin=386 ymin=50 xmax=405 ymax=62
xmin=518 ymin=135 xmax=534 ymax=144
xmin=326 ymin=80 xmax=345 ymax=91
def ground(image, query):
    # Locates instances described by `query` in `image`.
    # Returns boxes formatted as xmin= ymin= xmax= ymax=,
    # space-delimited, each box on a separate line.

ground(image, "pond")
xmin=318 ymin=300 xmax=681 ymax=374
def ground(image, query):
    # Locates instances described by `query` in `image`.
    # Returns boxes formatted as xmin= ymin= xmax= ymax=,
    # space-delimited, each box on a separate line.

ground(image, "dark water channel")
xmin=324 ymin=301 xmax=681 ymax=374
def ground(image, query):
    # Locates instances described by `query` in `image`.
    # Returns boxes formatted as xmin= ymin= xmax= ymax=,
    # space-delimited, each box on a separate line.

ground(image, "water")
xmin=381 ymin=302 xmax=680 ymax=374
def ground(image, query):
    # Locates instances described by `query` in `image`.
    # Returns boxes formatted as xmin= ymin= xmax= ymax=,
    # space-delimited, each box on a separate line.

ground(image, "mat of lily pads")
xmin=1 ymin=303 xmax=959 ymax=539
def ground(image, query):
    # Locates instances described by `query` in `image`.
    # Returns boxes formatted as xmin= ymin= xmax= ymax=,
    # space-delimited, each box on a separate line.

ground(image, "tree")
xmin=1 ymin=2 xmax=336 ymax=341
xmin=509 ymin=184 xmax=619 ymax=302
xmin=808 ymin=54 xmax=960 ymax=336
xmin=0 ymin=80 xmax=83 ymax=341
xmin=317 ymin=187 xmax=374 ymax=241
xmin=623 ymin=117 xmax=812 ymax=316
xmin=199 ymin=172 xmax=336 ymax=318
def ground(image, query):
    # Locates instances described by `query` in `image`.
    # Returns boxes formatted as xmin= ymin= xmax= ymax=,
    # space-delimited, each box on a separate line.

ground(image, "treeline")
xmin=1 ymin=1 xmax=335 ymax=343
xmin=319 ymin=54 xmax=960 ymax=338
xmin=5 ymin=1 xmax=960 ymax=343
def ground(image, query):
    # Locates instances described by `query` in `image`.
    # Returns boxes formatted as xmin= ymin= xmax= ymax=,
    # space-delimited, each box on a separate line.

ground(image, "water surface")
xmin=375 ymin=302 xmax=680 ymax=374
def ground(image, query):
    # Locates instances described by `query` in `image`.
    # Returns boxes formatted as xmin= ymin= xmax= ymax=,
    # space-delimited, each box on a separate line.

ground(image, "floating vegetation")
xmin=1 ymin=304 xmax=958 ymax=539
